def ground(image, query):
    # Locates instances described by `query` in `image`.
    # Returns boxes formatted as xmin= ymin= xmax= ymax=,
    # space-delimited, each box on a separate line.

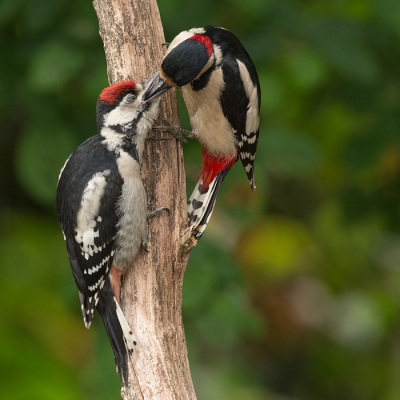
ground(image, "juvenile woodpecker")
xmin=151 ymin=26 xmax=261 ymax=239
xmin=56 ymin=72 xmax=164 ymax=384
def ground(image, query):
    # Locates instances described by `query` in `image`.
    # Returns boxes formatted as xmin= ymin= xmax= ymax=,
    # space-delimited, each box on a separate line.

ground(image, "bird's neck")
xmin=99 ymin=125 xmax=146 ymax=164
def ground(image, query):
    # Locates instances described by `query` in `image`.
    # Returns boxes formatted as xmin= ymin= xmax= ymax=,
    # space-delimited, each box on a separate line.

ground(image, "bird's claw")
xmin=179 ymin=226 xmax=197 ymax=253
xmin=147 ymin=206 xmax=170 ymax=219
xmin=152 ymin=114 xmax=198 ymax=143
xmin=142 ymin=239 xmax=149 ymax=253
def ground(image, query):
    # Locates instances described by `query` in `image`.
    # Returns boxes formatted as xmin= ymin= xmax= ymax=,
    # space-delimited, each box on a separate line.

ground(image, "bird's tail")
xmin=187 ymin=169 xmax=229 ymax=239
xmin=95 ymin=275 xmax=137 ymax=385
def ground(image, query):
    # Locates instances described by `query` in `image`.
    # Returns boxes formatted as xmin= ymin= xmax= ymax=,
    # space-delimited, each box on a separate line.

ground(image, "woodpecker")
xmin=56 ymin=72 xmax=164 ymax=384
xmin=151 ymin=26 xmax=261 ymax=239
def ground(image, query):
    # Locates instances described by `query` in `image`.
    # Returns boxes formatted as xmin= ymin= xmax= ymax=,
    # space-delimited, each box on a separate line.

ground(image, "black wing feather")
xmin=56 ymin=135 xmax=123 ymax=326
xmin=206 ymin=26 xmax=261 ymax=188
xmin=220 ymin=56 xmax=249 ymax=144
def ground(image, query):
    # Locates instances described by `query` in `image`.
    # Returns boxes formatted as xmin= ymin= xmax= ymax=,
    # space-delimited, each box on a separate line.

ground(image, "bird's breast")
xmin=182 ymin=68 xmax=237 ymax=157
xmin=114 ymin=150 xmax=147 ymax=271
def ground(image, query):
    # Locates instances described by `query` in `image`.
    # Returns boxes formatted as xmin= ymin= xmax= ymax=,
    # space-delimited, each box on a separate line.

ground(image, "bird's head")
xmin=146 ymin=27 xmax=216 ymax=98
xmin=96 ymin=72 xmax=163 ymax=130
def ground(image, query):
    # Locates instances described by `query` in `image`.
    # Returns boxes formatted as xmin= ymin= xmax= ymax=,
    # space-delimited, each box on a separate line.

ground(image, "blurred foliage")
xmin=0 ymin=0 xmax=400 ymax=399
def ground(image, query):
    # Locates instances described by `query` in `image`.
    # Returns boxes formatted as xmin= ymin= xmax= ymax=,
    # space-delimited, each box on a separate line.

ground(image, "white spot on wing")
xmin=87 ymin=255 xmax=110 ymax=275
xmin=88 ymin=276 xmax=105 ymax=292
xmin=242 ymin=134 xmax=257 ymax=144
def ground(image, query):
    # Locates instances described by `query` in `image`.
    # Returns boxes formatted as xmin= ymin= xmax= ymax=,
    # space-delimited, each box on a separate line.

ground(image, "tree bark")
xmin=93 ymin=1 xmax=196 ymax=398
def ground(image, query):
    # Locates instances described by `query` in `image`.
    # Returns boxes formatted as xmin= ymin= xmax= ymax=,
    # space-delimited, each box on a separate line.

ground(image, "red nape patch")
xmin=190 ymin=34 xmax=213 ymax=57
xmin=200 ymin=148 xmax=236 ymax=189
xmin=99 ymin=80 xmax=136 ymax=104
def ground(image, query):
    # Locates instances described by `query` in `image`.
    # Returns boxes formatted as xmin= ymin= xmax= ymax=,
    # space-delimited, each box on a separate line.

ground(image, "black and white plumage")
xmin=151 ymin=26 xmax=261 ymax=239
xmin=56 ymin=72 xmax=163 ymax=384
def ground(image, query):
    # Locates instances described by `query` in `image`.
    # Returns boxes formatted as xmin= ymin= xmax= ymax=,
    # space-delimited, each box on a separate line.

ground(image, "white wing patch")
xmin=75 ymin=170 xmax=111 ymax=255
xmin=237 ymin=59 xmax=259 ymax=135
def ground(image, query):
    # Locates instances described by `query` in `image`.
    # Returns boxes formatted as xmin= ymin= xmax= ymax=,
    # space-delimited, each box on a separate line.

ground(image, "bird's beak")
xmin=142 ymin=71 xmax=172 ymax=103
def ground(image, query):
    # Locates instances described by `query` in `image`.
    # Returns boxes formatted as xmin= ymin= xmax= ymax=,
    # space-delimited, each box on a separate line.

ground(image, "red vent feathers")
xmin=99 ymin=81 xmax=137 ymax=104
xmin=190 ymin=34 xmax=213 ymax=58
xmin=200 ymin=148 xmax=236 ymax=189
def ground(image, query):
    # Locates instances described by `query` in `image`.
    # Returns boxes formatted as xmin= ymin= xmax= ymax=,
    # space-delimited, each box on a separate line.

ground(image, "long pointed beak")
xmin=142 ymin=71 xmax=172 ymax=103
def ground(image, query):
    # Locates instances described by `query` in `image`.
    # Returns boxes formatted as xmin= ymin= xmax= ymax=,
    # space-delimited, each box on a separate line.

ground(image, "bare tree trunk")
xmin=93 ymin=1 xmax=196 ymax=398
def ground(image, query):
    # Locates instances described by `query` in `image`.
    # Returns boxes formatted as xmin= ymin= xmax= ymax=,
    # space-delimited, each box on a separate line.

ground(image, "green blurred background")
xmin=1 ymin=0 xmax=400 ymax=399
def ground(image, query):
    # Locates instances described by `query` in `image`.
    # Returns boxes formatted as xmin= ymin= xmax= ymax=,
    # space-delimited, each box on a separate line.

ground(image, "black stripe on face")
xmin=191 ymin=60 xmax=216 ymax=92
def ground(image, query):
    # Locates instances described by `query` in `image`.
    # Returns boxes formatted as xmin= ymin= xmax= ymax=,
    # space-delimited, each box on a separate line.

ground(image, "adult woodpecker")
xmin=56 ymin=72 xmax=165 ymax=384
xmin=151 ymin=26 xmax=261 ymax=239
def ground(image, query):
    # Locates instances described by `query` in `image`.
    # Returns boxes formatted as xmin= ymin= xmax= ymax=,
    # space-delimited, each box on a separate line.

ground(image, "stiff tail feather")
xmin=187 ymin=169 xmax=229 ymax=239
xmin=95 ymin=275 xmax=137 ymax=385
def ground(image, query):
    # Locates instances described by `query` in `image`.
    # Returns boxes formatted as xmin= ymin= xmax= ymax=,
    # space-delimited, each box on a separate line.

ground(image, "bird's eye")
xmin=125 ymin=94 xmax=137 ymax=103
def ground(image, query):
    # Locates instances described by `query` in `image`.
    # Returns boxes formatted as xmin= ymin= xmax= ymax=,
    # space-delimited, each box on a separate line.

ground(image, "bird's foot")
xmin=147 ymin=206 xmax=170 ymax=219
xmin=152 ymin=114 xmax=199 ymax=143
xmin=142 ymin=206 xmax=170 ymax=252
xmin=179 ymin=226 xmax=198 ymax=253
xmin=142 ymin=238 xmax=149 ymax=253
